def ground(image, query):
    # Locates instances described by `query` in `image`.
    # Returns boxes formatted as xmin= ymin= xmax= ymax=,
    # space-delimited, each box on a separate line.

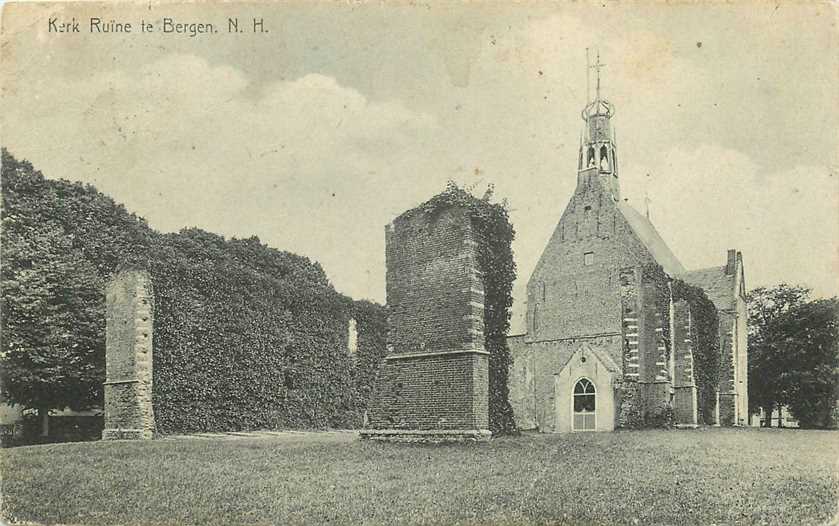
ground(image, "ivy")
xmin=1 ymin=149 xmax=388 ymax=435
xmin=641 ymin=262 xmax=673 ymax=374
xmin=418 ymin=182 xmax=518 ymax=435
xmin=147 ymin=232 xmax=387 ymax=434
xmin=672 ymin=279 xmax=720 ymax=425
xmin=632 ymin=264 xmax=720 ymax=426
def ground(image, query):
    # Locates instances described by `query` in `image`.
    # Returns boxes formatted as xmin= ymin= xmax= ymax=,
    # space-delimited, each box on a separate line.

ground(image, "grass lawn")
xmin=2 ymin=428 xmax=837 ymax=525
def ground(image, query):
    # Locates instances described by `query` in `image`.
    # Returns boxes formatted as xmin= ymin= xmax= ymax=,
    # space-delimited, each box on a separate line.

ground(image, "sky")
xmin=2 ymin=1 xmax=837 ymax=332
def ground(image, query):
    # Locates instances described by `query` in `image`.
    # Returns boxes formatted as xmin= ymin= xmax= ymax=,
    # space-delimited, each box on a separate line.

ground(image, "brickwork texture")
xmin=102 ymin=270 xmax=155 ymax=440
xmin=364 ymin=203 xmax=490 ymax=440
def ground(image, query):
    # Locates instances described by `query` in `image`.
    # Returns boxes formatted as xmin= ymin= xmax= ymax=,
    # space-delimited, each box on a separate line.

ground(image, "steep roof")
xmin=616 ymin=201 xmax=686 ymax=276
xmin=677 ymin=266 xmax=736 ymax=311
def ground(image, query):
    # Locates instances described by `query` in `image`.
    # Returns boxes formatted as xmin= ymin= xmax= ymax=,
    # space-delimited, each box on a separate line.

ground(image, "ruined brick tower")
xmin=102 ymin=270 xmax=155 ymax=440
xmin=362 ymin=200 xmax=491 ymax=441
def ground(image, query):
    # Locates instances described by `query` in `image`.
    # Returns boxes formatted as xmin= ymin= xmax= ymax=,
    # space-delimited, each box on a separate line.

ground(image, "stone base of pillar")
xmin=359 ymin=429 xmax=492 ymax=443
xmin=102 ymin=428 xmax=154 ymax=440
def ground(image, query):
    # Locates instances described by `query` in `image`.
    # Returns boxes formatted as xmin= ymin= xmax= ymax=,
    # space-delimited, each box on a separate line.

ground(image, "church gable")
xmin=526 ymin=172 xmax=684 ymax=342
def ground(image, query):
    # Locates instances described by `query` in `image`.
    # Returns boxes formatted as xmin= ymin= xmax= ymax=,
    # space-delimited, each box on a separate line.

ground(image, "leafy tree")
xmin=747 ymin=285 xmax=810 ymax=426
xmin=777 ymin=299 xmax=839 ymax=428
xmin=0 ymin=151 xmax=149 ymax=434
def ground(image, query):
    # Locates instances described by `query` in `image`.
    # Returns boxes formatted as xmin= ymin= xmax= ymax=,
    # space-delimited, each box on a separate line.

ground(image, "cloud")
xmin=2 ymin=54 xmax=440 ymax=301
xmin=623 ymin=144 xmax=839 ymax=298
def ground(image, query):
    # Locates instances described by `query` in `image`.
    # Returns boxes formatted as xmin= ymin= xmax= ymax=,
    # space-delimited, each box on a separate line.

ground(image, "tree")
xmin=747 ymin=284 xmax=810 ymax=426
xmin=778 ymin=299 xmax=839 ymax=428
xmin=1 ymin=225 xmax=104 ymax=435
xmin=0 ymin=149 xmax=152 ymax=435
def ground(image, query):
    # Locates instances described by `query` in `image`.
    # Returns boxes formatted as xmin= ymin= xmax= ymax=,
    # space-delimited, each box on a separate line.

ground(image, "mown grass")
xmin=2 ymin=428 xmax=837 ymax=525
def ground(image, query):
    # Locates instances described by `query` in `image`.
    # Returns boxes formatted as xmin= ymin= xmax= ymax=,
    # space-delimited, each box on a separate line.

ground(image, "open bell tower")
xmin=578 ymin=48 xmax=620 ymax=201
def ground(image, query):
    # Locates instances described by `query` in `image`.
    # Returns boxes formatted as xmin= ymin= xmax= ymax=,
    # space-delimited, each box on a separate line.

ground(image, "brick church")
xmin=507 ymin=55 xmax=749 ymax=432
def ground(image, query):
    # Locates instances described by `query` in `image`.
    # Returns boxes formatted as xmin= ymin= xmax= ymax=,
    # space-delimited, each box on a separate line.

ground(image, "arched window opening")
xmin=587 ymin=147 xmax=595 ymax=168
xmin=533 ymin=305 xmax=540 ymax=331
xmin=573 ymin=378 xmax=596 ymax=431
xmin=599 ymin=146 xmax=610 ymax=172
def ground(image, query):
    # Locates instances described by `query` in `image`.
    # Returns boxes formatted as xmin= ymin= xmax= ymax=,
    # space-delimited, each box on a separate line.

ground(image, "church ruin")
xmin=361 ymin=200 xmax=492 ymax=441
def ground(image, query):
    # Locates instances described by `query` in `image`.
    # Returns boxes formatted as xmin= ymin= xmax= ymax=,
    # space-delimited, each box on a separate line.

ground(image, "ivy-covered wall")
xmin=617 ymin=263 xmax=674 ymax=429
xmin=0 ymin=150 xmax=388 ymax=435
xmin=146 ymin=231 xmax=387 ymax=434
xmin=671 ymin=279 xmax=720 ymax=425
xmin=617 ymin=265 xmax=720 ymax=428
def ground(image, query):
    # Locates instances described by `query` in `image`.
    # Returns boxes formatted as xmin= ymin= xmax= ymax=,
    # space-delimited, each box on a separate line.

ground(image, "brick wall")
xmin=364 ymin=202 xmax=490 ymax=439
xmin=508 ymin=334 xmax=621 ymax=432
xmin=385 ymin=206 xmax=484 ymax=355
xmin=507 ymin=335 xmax=537 ymax=430
xmin=527 ymin=172 xmax=659 ymax=343
xmin=102 ymin=271 xmax=155 ymax=440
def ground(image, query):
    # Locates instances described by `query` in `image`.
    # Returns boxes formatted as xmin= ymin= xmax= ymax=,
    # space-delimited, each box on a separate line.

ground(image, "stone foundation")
xmin=359 ymin=429 xmax=492 ymax=443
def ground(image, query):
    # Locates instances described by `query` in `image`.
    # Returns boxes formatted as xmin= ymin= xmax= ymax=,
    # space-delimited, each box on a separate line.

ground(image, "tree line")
xmin=748 ymin=285 xmax=838 ymax=428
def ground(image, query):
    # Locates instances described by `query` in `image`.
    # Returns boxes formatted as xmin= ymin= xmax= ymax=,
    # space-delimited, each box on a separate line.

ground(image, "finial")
xmin=585 ymin=47 xmax=591 ymax=105
xmin=581 ymin=48 xmax=614 ymax=121
xmin=591 ymin=49 xmax=606 ymax=102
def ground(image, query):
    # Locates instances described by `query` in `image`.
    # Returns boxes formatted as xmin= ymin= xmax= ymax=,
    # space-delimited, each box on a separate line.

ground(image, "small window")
xmin=584 ymin=252 xmax=594 ymax=266
xmin=347 ymin=318 xmax=358 ymax=355
xmin=541 ymin=282 xmax=547 ymax=301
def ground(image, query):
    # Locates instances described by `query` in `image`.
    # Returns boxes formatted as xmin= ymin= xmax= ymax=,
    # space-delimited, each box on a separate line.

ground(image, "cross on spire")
xmin=586 ymin=48 xmax=606 ymax=103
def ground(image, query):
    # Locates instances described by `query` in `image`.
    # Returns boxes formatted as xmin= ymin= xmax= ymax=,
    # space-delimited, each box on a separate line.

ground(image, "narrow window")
xmin=541 ymin=282 xmax=547 ymax=301
xmin=573 ymin=378 xmax=596 ymax=431
xmin=347 ymin=318 xmax=358 ymax=355
xmin=584 ymin=251 xmax=594 ymax=266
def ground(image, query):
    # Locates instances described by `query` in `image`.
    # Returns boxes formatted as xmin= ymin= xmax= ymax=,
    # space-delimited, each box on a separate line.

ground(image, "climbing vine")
xmin=642 ymin=262 xmax=672 ymax=367
xmin=672 ymin=279 xmax=720 ymax=425
xmin=419 ymin=182 xmax=518 ymax=435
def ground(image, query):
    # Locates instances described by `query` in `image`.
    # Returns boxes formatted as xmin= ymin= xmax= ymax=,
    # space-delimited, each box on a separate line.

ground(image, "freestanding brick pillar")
xmin=361 ymin=202 xmax=491 ymax=442
xmin=102 ymin=270 xmax=155 ymax=440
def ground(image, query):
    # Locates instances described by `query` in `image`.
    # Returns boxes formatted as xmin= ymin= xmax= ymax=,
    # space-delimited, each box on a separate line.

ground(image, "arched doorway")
xmin=573 ymin=378 xmax=596 ymax=431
